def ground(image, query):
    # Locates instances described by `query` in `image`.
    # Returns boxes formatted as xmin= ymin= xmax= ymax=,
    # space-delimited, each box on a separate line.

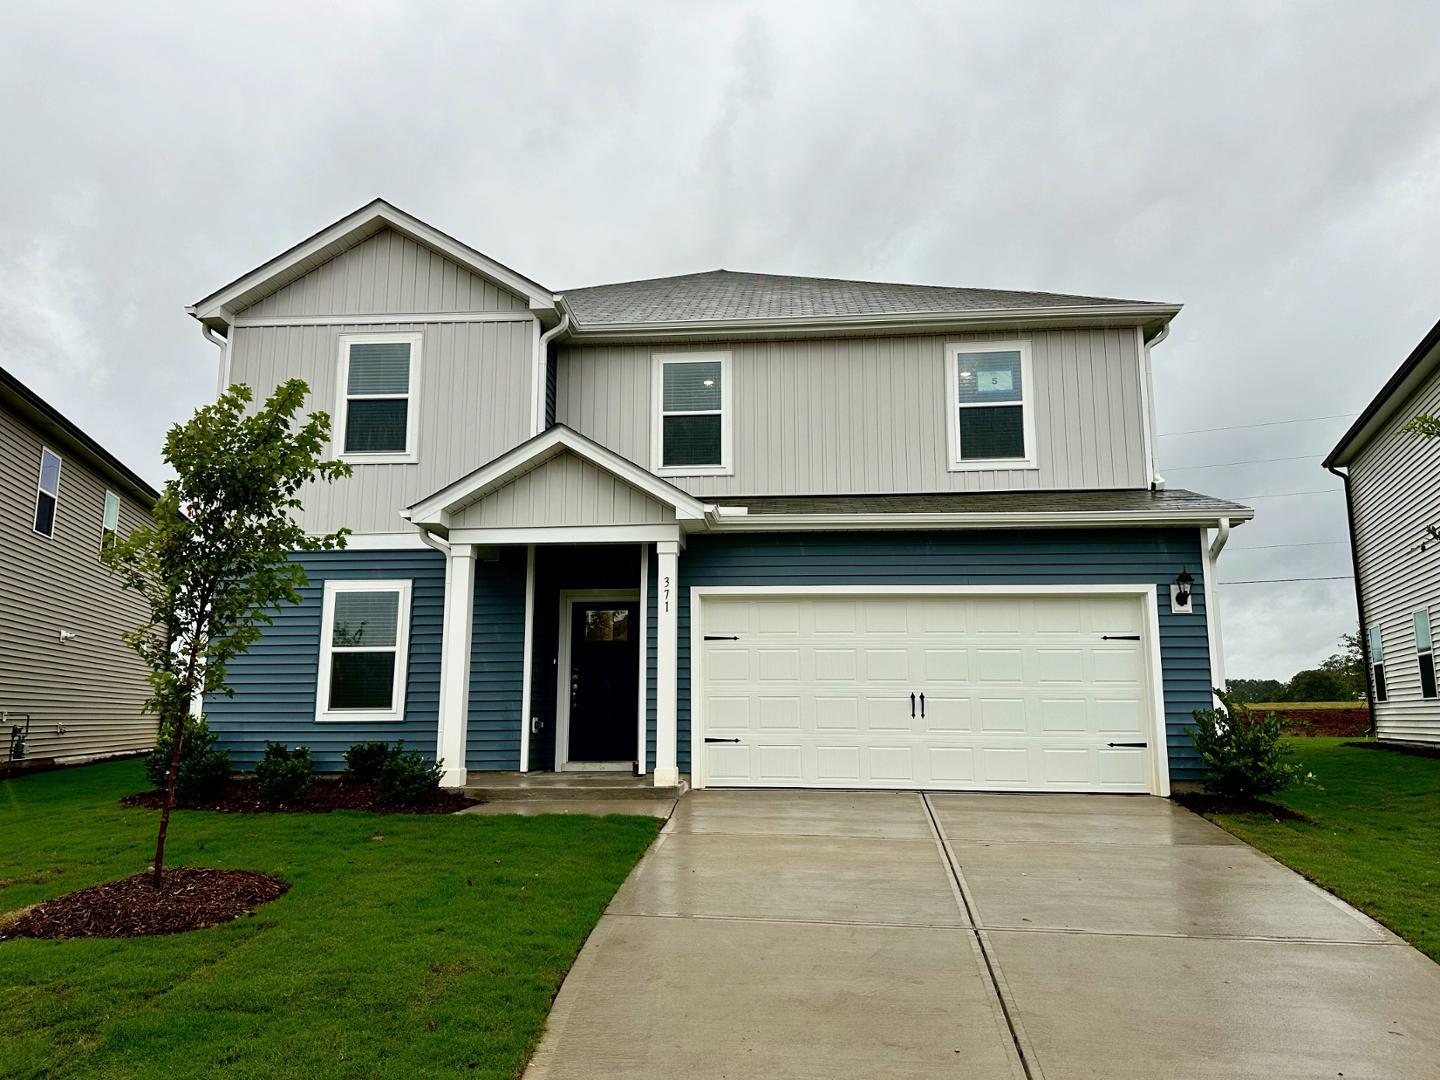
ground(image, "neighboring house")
xmin=1 ymin=367 xmax=158 ymax=767
xmin=192 ymin=199 xmax=1252 ymax=794
xmin=1325 ymin=316 xmax=1440 ymax=744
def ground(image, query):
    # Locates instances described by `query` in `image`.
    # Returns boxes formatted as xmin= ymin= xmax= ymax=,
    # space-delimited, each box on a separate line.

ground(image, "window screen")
xmin=327 ymin=588 xmax=403 ymax=711
xmin=954 ymin=349 xmax=1029 ymax=462
xmin=344 ymin=340 xmax=413 ymax=455
xmin=33 ymin=448 xmax=62 ymax=537
xmin=660 ymin=359 xmax=724 ymax=468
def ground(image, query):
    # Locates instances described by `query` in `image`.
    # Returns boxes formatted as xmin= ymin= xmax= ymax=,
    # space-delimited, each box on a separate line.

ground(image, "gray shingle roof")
xmin=561 ymin=269 xmax=1167 ymax=327
xmin=711 ymin=488 xmax=1251 ymax=518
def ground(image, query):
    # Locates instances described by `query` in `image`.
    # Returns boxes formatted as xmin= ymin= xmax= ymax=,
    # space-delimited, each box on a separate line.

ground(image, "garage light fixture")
xmin=1171 ymin=569 xmax=1194 ymax=614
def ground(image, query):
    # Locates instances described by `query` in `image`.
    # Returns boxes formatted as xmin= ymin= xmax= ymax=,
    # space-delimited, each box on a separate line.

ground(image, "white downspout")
xmin=1142 ymin=322 xmax=1168 ymax=490
xmin=411 ymin=522 xmax=456 ymax=768
xmin=201 ymin=324 xmax=231 ymax=398
xmin=532 ymin=312 xmax=571 ymax=435
xmin=1201 ymin=516 xmax=1231 ymax=705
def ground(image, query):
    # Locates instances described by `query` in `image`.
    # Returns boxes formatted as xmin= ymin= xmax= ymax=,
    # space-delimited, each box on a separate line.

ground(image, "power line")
xmin=1222 ymin=575 xmax=1353 ymax=585
xmin=1163 ymin=453 xmax=1322 ymax=471
xmin=1232 ymin=488 xmax=1342 ymax=500
xmin=1157 ymin=413 xmax=1356 ymax=438
xmin=1228 ymin=539 xmax=1350 ymax=552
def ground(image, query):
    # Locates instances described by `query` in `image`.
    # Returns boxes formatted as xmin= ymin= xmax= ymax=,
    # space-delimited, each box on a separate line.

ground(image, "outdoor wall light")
xmin=1171 ymin=569 xmax=1195 ymax=614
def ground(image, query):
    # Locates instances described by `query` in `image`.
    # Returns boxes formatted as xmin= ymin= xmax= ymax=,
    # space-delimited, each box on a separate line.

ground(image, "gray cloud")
xmin=4 ymin=0 xmax=1439 ymax=680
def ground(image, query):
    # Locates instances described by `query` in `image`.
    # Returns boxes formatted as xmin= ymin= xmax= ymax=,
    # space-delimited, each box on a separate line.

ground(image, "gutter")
xmin=1142 ymin=322 xmax=1169 ymax=490
xmin=531 ymin=312 xmax=570 ymax=434
xmin=1326 ymin=462 xmax=1377 ymax=735
xmin=202 ymin=324 xmax=230 ymax=397
xmin=703 ymin=508 xmax=1253 ymax=532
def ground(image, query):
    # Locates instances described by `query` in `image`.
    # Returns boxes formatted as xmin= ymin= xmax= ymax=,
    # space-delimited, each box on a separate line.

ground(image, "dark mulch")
xmin=0 ymin=867 xmax=288 ymax=940
xmin=1171 ymin=791 xmax=1312 ymax=822
xmin=121 ymin=778 xmax=479 ymax=815
xmin=1346 ymin=740 xmax=1440 ymax=760
xmin=1276 ymin=708 xmax=1370 ymax=737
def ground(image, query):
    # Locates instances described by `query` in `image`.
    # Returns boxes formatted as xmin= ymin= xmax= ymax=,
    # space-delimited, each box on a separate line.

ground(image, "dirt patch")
xmin=1171 ymin=791 xmax=1312 ymax=822
xmin=1346 ymin=740 xmax=1440 ymax=760
xmin=0 ymin=868 xmax=288 ymax=940
xmin=121 ymin=778 xmax=479 ymax=815
xmin=1264 ymin=707 xmax=1371 ymax=737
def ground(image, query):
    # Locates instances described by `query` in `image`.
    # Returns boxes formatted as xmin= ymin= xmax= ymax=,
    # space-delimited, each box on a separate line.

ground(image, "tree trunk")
xmin=151 ymin=705 xmax=187 ymax=888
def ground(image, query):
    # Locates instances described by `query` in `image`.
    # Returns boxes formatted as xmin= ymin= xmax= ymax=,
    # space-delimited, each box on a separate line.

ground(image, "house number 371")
xmin=663 ymin=576 xmax=671 ymax=613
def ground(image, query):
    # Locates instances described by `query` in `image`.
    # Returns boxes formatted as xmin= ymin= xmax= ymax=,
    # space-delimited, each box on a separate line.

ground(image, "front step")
xmin=459 ymin=771 xmax=686 ymax=802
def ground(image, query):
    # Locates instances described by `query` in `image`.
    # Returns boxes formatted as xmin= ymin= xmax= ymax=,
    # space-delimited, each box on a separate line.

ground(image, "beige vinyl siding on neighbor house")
xmin=554 ymin=328 xmax=1148 ymax=496
xmin=1349 ymin=363 xmax=1440 ymax=743
xmin=240 ymin=228 xmax=531 ymax=319
xmin=0 ymin=408 xmax=154 ymax=763
xmin=452 ymin=450 xmax=676 ymax=529
xmin=229 ymin=319 xmax=536 ymax=535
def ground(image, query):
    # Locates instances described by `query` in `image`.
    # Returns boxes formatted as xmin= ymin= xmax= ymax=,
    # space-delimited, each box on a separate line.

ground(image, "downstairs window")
xmin=316 ymin=580 xmax=412 ymax=721
xmin=1414 ymin=610 xmax=1436 ymax=700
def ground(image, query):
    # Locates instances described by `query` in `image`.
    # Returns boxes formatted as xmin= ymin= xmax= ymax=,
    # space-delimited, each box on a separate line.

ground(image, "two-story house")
xmin=191 ymin=200 xmax=1251 ymax=794
xmin=1 ymin=367 xmax=157 ymax=768
xmin=1325 ymin=315 xmax=1440 ymax=744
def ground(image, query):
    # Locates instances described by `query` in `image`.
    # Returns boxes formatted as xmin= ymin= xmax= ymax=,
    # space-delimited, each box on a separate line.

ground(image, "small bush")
xmin=1188 ymin=692 xmax=1314 ymax=799
xmin=377 ymin=750 xmax=444 ymax=806
xmin=344 ymin=740 xmax=399 ymax=784
xmin=145 ymin=716 xmax=232 ymax=802
xmin=254 ymin=742 xmax=314 ymax=804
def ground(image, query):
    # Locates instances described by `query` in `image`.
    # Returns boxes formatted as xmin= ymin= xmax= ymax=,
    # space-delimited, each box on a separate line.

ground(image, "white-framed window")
xmin=1368 ymin=624 xmax=1387 ymax=703
xmin=945 ymin=340 xmax=1037 ymax=470
xmin=334 ymin=333 xmax=422 ymax=464
xmin=99 ymin=490 xmax=120 ymax=557
xmin=32 ymin=447 xmax=62 ymax=538
xmin=315 ymin=579 xmax=412 ymax=722
xmin=652 ymin=352 xmax=732 ymax=476
xmin=1413 ymin=610 xmax=1436 ymax=700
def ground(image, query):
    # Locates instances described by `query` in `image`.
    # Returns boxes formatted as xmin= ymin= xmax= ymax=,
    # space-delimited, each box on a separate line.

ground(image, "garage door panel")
xmin=698 ymin=595 xmax=1156 ymax=793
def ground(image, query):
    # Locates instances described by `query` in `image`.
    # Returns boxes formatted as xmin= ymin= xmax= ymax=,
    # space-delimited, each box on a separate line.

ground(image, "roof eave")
xmin=1325 ymin=315 xmax=1440 ymax=468
xmin=703 ymin=506 xmax=1254 ymax=532
xmin=564 ymin=303 xmax=1181 ymax=344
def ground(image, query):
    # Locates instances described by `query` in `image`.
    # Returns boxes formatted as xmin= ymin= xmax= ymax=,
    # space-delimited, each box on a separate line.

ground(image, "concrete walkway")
xmin=523 ymin=790 xmax=1440 ymax=1079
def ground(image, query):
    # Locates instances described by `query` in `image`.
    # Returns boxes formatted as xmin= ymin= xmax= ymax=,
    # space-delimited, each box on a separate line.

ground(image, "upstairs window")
xmin=654 ymin=353 xmax=731 ymax=475
xmin=316 ymin=580 xmax=411 ymax=721
xmin=336 ymin=334 xmax=421 ymax=463
xmin=32 ymin=448 xmax=62 ymax=537
xmin=1414 ymin=610 xmax=1436 ymax=700
xmin=1368 ymin=624 xmax=1387 ymax=702
xmin=946 ymin=341 xmax=1036 ymax=469
xmin=100 ymin=490 xmax=120 ymax=556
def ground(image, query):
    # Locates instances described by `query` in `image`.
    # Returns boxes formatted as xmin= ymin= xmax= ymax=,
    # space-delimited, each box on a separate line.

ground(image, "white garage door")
xmin=696 ymin=592 xmax=1160 ymax=793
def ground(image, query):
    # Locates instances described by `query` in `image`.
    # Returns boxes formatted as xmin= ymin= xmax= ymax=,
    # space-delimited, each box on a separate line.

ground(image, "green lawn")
xmin=1194 ymin=737 xmax=1440 ymax=962
xmin=0 ymin=760 xmax=661 ymax=1079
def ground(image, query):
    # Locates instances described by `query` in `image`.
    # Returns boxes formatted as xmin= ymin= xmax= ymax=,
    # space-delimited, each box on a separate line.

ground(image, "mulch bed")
xmin=1276 ymin=708 xmax=1371 ymax=737
xmin=1171 ymin=791 xmax=1312 ymax=822
xmin=1346 ymin=740 xmax=1440 ymax=760
xmin=0 ymin=868 xmax=288 ymax=940
xmin=121 ymin=778 xmax=479 ymax=815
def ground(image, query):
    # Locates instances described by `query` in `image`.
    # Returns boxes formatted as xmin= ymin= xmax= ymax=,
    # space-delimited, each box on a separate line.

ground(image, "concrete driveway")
xmin=524 ymin=790 xmax=1440 ymax=1079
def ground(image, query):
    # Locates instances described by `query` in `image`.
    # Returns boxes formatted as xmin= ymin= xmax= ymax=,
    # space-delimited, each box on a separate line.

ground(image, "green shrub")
xmin=1188 ymin=692 xmax=1314 ymax=799
xmin=377 ymin=750 xmax=444 ymax=806
xmin=344 ymin=740 xmax=399 ymax=784
xmin=254 ymin=742 xmax=314 ymax=803
xmin=145 ymin=716 xmax=232 ymax=802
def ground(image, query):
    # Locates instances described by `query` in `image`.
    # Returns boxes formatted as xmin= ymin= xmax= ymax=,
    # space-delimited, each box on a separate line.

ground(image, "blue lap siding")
xmin=205 ymin=548 xmax=527 ymax=773
xmin=658 ymin=529 xmax=1214 ymax=782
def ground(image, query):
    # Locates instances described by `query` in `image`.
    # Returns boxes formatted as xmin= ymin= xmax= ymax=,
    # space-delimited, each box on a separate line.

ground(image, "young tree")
xmin=1401 ymin=414 xmax=1439 ymax=551
xmin=105 ymin=380 xmax=350 ymax=886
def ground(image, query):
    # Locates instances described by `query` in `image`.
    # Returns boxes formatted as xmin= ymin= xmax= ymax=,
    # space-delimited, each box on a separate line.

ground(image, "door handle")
xmin=919 ymin=693 xmax=925 ymax=719
xmin=1101 ymin=635 xmax=1141 ymax=641
xmin=704 ymin=737 xmax=741 ymax=744
xmin=910 ymin=692 xmax=916 ymax=718
xmin=1106 ymin=741 xmax=1148 ymax=748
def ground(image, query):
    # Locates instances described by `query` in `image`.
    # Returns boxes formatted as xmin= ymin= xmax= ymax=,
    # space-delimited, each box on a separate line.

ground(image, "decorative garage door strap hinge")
xmin=1101 ymin=634 xmax=1142 ymax=640
xmin=704 ymin=737 xmax=741 ymax=744
xmin=704 ymin=634 xmax=741 ymax=641
xmin=1106 ymin=741 xmax=1148 ymax=748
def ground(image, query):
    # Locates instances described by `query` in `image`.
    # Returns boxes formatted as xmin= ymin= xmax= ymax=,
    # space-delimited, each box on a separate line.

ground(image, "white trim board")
xmin=553 ymin=589 xmax=643 ymax=772
xmin=688 ymin=583 xmax=1171 ymax=797
xmin=233 ymin=311 xmax=536 ymax=328
xmin=448 ymin=524 xmax=683 ymax=546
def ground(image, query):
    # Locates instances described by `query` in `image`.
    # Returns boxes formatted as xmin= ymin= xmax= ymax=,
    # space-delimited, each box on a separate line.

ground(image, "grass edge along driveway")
xmin=1192 ymin=737 xmax=1439 ymax=963
xmin=0 ymin=760 xmax=660 ymax=1079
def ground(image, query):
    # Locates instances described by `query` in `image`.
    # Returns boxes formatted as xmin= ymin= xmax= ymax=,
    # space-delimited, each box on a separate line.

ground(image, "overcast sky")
xmin=4 ymin=2 xmax=1438 ymax=680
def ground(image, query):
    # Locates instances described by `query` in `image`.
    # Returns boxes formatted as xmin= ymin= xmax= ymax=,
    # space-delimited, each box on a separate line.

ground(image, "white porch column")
xmin=436 ymin=544 xmax=475 ymax=787
xmin=653 ymin=540 xmax=680 ymax=787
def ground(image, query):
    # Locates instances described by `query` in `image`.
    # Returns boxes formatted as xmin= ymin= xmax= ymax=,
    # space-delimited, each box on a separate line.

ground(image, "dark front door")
xmin=567 ymin=600 xmax=640 ymax=764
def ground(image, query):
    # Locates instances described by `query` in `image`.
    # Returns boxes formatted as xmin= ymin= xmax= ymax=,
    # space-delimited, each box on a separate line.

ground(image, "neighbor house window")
xmin=1414 ymin=610 xmax=1436 ymax=700
xmin=316 ymin=580 xmax=412 ymax=722
xmin=946 ymin=341 xmax=1036 ymax=469
xmin=1368 ymin=624 xmax=1387 ymax=703
xmin=653 ymin=353 xmax=731 ymax=474
xmin=32 ymin=447 xmax=62 ymax=537
xmin=336 ymin=333 xmax=422 ymax=463
xmin=100 ymin=490 xmax=120 ymax=556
